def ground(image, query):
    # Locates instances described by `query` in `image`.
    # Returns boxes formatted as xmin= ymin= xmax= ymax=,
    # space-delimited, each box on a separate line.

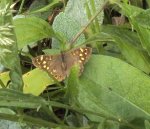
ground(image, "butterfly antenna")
xmin=69 ymin=0 xmax=109 ymax=48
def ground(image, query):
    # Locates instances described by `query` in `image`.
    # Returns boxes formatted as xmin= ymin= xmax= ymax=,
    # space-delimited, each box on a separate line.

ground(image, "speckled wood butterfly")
xmin=32 ymin=47 xmax=92 ymax=81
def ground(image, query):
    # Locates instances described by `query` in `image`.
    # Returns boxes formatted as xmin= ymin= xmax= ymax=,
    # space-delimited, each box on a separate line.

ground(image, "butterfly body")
xmin=32 ymin=47 xmax=92 ymax=81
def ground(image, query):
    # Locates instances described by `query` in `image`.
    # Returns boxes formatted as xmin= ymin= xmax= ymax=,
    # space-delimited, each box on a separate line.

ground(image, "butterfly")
xmin=32 ymin=47 xmax=92 ymax=81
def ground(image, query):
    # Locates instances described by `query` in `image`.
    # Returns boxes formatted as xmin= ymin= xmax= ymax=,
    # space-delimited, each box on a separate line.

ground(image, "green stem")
xmin=18 ymin=0 xmax=25 ymax=14
xmin=90 ymin=0 xmax=100 ymax=33
xmin=85 ymin=0 xmax=95 ymax=33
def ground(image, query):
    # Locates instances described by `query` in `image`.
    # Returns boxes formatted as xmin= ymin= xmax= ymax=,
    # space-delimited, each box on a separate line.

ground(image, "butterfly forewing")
xmin=32 ymin=47 xmax=92 ymax=81
xmin=32 ymin=55 xmax=66 ymax=81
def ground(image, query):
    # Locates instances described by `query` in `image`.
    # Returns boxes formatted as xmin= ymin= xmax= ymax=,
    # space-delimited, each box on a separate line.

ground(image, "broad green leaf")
xmin=23 ymin=68 xmax=55 ymax=96
xmin=52 ymin=0 xmax=105 ymax=48
xmin=64 ymin=0 xmax=104 ymax=26
xmin=84 ymin=55 xmax=150 ymax=114
xmin=52 ymin=13 xmax=85 ymax=48
xmin=14 ymin=17 xmax=55 ymax=49
xmin=68 ymin=55 xmax=150 ymax=123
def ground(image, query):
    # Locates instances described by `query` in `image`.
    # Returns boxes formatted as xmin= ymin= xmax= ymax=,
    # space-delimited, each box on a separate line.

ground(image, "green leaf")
xmin=100 ymin=25 xmax=150 ymax=74
xmin=132 ymin=9 xmax=150 ymax=55
xmin=14 ymin=17 xmax=55 ymax=49
xmin=118 ymin=3 xmax=150 ymax=55
xmin=43 ymin=49 xmax=61 ymax=55
xmin=64 ymin=0 xmax=104 ymax=26
xmin=0 ymin=88 xmax=46 ymax=108
xmin=0 ymin=71 xmax=10 ymax=87
xmin=23 ymin=68 xmax=55 ymax=96
xmin=1 ymin=63 xmax=60 ymax=97
xmin=29 ymin=0 xmax=62 ymax=14
xmin=68 ymin=55 xmax=150 ymax=123
xmin=117 ymin=3 xmax=143 ymax=18
xmin=27 ymin=0 xmax=52 ymax=20
xmin=52 ymin=0 xmax=105 ymax=48
xmin=52 ymin=13 xmax=85 ymax=48
xmin=0 ymin=108 xmax=15 ymax=115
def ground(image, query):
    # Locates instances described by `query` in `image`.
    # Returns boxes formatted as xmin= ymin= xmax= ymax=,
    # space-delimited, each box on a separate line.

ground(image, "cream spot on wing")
xmin=43 ymin=65 xmax=46 ymax=68
xmin=46 ymin=67 xmax=49 ymax=70
xmin=80 ymin=48 xmax=84 ymax=52
xmin=53 ymin=69 xmax=56 ymax=73
xmin=81 ymin=57 xmax=85 ymax=60
xmin=40 ymin=55 xmax=43 ymax=61
xmin=79 ymin=53 xmax=83 ymax=56
xmin=84 ymin=52 xmax=87 ymax=55
xmin=79 ymin=60 xmax=82 ymax=63
xmin=43 ymin=61 xmax=46 ymax=64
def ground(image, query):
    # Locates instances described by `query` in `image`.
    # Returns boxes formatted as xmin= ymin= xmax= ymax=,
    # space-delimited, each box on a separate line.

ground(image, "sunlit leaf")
xmin=23 ymin=68 xmax=55 ymax=96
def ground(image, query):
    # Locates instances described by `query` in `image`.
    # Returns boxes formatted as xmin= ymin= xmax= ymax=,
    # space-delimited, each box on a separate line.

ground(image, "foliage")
xmin=0 ymin=0 xmax=150 ymax=129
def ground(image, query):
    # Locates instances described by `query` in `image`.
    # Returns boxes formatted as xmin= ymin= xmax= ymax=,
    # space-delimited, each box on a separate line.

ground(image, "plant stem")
xmin=18 ymin=0 xmax=25 ymax=14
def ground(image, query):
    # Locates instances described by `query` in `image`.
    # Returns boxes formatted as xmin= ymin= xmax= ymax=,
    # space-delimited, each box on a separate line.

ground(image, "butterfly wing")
xmin=64 ymin=47 xmax=92 ymax=77
xmin=32 ymin=55 xmax=66 ymax=81
xmin=32 ymin=47 xmax=92 ymax=81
